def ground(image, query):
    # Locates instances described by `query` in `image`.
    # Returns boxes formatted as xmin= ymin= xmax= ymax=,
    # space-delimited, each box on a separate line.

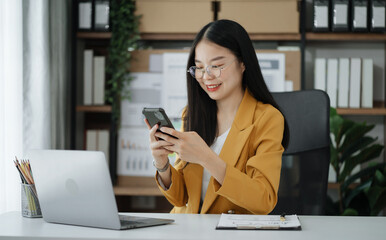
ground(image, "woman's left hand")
xmin=155 ymin=127 xmax=216 ymax=166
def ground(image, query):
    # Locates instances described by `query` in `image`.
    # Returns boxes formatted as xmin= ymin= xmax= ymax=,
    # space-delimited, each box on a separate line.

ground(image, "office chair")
xmin=271 ymin=90 xmax=330 ymax=215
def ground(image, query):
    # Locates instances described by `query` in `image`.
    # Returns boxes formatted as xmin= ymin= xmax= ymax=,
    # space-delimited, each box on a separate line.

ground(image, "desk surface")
xmin=0 ymin=211 xmax=385 ymax=240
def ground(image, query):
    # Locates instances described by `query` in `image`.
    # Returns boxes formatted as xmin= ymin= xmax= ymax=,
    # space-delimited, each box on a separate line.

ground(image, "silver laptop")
xmin=27 ymin=149 xmax=174 ymax=230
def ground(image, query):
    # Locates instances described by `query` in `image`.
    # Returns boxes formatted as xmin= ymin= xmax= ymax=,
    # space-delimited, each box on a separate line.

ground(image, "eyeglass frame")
xmin=187 ymin=58 xmax=238 ymax=79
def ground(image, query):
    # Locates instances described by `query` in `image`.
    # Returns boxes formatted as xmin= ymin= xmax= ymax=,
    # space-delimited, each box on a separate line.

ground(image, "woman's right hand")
xmin=144 ymin=119 xmax=174 ymax=168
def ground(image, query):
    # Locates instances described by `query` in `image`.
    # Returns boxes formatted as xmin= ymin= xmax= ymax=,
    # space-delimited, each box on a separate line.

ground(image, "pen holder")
xmin=21 ymin=183 xmax=42 ymax=218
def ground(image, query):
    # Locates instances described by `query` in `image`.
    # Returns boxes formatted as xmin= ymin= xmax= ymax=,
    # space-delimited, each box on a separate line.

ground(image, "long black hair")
xmin=184 ymin=19 xmax=289 ymax=149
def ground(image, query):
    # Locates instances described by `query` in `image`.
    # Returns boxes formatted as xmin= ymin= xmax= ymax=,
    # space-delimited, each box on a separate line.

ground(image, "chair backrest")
xmin=271 ymin=90 xmax=330 ymax=215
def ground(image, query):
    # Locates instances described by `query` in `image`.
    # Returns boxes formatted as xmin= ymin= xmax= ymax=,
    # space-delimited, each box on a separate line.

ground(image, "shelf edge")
xmin=76 ymin=105 xmax=112 ymax=113
xmin=336 ymin=108 xmax=386 ymax=116
xmin=306 ymin=32 xmax=386 ymax=41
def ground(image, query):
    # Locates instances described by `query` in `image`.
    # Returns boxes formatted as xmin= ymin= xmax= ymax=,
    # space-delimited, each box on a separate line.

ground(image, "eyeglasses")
xmin=187 ymin=58 xmax=237 ymax=79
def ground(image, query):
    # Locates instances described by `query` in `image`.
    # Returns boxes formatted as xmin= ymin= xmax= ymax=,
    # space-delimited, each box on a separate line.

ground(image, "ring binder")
xmin=313 ymin=0 xmax=330 ymax=32
xmin=370 ymin=0 xmax=386 ymax=33
xmin=332 ymin=0 xmax=349 ymax=32
xmin=78 ymin=0 xmax=93 ymax=31
xmin=351 ymin=0 xmax=369 ymax=32
xmin=94 ymin=0 xmax=110 ymax=32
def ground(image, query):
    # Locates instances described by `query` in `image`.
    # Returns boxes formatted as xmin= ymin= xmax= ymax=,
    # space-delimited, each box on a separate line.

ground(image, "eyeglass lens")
xmin=189 ymin=66 xmax=221 ymax=79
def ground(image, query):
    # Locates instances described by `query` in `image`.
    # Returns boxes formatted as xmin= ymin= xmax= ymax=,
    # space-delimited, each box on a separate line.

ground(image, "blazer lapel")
xmin=200 ymin=90 xmax=257 ymax=213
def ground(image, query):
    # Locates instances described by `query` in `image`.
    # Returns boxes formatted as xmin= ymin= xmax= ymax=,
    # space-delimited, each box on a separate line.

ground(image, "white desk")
xmin=0 ymin=211 xmax=385 ymax=240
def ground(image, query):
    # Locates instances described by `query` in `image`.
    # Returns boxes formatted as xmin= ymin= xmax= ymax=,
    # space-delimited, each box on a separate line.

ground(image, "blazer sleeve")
xmin=154 ymin=108 xmax=189 ymax=207
xmin=212 ymin=107 xmax=285 ymax=214
xmin=155 ymin=160 xmax=188 ymax=207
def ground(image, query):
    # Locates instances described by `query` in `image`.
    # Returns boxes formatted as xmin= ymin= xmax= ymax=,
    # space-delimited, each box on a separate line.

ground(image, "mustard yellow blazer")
xmin=155 ymin=89 xmax=285 ymax=214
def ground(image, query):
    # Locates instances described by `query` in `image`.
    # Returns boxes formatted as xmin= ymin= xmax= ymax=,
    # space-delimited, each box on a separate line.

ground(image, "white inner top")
xmin=201 ymin=128 xmax=230 ymax=202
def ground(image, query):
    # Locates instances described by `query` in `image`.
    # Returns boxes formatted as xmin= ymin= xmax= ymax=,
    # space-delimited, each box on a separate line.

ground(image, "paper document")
xmin=117 ymin=128 xmax=157 ymax=176
xmin=216 ymin=214 xmax=301 ymax=230
xmin=120 ymin=72 xmax=162 ymax=127
xmin=117 ymin=126 xmax=178 ymax=176
xmin=256 ymin=53 xmax=285 ymax=92
xmin=162 ymin=53 xmax=189 ymax=118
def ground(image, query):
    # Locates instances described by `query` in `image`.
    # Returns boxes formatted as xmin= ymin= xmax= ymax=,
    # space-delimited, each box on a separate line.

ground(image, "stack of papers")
xmin=216 ymin=214 xmax=301 ymax=230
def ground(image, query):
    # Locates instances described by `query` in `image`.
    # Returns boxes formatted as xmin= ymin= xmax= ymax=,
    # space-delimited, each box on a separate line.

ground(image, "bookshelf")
xmin=72 ymin=0 xmax=116 ymax=189
xmin=77 ymin=32 xmax=302 ymax=41
xmin=299 ymin=2 xmax=386 ymax=209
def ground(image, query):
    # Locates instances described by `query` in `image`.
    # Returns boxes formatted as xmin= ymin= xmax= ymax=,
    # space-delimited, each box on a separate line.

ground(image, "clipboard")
xmin=216 ymin=214 xmax=302 ymax=230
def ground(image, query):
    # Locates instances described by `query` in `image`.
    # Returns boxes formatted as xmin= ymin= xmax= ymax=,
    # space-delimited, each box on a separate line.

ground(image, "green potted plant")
xmin=106 ymin=0 xmax=141 ymax=125
xmin=327 ymin=107 xmax=386 ymax=216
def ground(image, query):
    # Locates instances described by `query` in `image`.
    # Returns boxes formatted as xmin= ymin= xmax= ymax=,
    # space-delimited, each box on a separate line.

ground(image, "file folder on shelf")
xmin=314 ymin=58 xmax=327 ymax=92
xmin=332 ymin=0 xmax=349 ymax=32
xmin=93 ymin=56 xmax=106 ymax=105
xmin=338 ymin=58 xmax=350 ymax=108
xmin=313 ymin=0 xmax=330 ymax=32
xmin=327 ymin=59 xmax=338 ymax=108
xmin=351 ymin=0 xmax=368 ymax=32
xmin=361 ymin=59 xmax=373 ymax=108
xmin=370 ymin=0 xmax=386 ymax=32
xmin=349 ymin=58 xmax=361 ymax=109
xmin=78 ymin=0 xmax=93 ymax=31
xmin=94 ymin=0 xmax=110 ymax=31
xmin=83 ymin=49 xmax=93 ymax=105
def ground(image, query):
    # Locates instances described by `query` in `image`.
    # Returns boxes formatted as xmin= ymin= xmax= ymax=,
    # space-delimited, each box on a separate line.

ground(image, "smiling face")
xmin=194 ymin=40 xmax=245 ymax=103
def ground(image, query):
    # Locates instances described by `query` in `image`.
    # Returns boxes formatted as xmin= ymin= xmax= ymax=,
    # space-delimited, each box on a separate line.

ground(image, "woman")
xmin=145 ymin=19 xmax=289 ymax=214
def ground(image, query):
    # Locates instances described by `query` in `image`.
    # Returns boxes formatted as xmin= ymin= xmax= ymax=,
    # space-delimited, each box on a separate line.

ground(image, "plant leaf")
xmin=330 ymin=107 xmax=343 ymax=138
xmin=105 ymin=0 xmax=141 ymax=128
xmin=340 ymin=136 xmax=377 ymax=162
xmin=340 ymin=123 xmax=375 ymax=154
xmin=341 ymin=162 xmax=386 ymax=192
xmin=342 ymin=208 xmax=358 ymax=216
xmin=370 ymin=187 xmax=386 ymax=216
xmin=339 ymin=144 xmax=384 ymax=182
xmin=374 ymin=169 xmax=386 ymax=186
xmin=343 ymin=179 xmax=372 ymax=207
xmin=365 ymin=186 xmax=386 ymax=208
xmin=330 ymin=144 xmax=339 ymax=172
xmin=335 ymin=119 xmax=355 ymax=149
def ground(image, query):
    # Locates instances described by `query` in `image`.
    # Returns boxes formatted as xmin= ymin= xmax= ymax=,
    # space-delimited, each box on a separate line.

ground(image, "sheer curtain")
xmin=0 ymin=0 xmax=70 ymax=214
xmin=0 ymin=0 xmax=24 ymax=214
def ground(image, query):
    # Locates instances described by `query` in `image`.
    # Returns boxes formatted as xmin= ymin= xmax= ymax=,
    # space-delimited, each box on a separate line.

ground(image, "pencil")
xmin=20 ymin=159 xmax=34 ymax=184
xmin=14 ymin=160 xmax=27 ymax=184
xmin=22 ymin=160 xmax=34 ymax=184
xmin=14 ymin=157 xmax=34 ymax=184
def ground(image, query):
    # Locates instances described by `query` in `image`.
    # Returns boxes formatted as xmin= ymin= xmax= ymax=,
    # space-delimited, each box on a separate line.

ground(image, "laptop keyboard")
xmin=119 ymin=215 xmax=146 ymax=227
xmin=118 ymin=214 xmax=174 ymax=229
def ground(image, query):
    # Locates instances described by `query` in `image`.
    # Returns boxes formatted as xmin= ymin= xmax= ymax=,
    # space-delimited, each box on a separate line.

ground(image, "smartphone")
xmin=142 ymin=108 xmax=177 ymax=139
